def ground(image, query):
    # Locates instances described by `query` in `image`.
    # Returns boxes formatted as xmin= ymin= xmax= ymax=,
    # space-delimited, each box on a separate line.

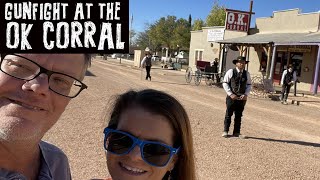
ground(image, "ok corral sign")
xmin=0 ymin=0 xmax=129 ymax=53
xmin=225 ymin=9 xmax=250 ymax=32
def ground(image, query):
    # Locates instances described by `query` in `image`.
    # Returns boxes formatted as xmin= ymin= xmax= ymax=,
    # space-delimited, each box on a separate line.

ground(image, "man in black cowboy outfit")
xmin=222 ymin=56 xmax=252 ymax=138
xmin=141 ymin=52 xmax=152 ymax=80
xmin=211 ymin=58 xmax=220 ymax=83
xmin=280 ymin=64 xmax=297 ymax=105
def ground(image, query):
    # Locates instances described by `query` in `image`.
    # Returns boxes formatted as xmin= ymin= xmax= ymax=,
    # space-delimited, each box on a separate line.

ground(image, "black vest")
xmin=145 ymin=57 xmax=152 ymax=66
xmin=284 ymin=70 xmax=294 ymax=85
xmin=229 ymin=68 xmax=247 ymax=95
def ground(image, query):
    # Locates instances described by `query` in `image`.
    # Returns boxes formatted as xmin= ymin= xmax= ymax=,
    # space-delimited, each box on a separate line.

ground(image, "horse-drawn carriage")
xmin=185 ymin=61 xmax=276 ymax=99
xmin=185 ymin=60 xmax=223 ymax=86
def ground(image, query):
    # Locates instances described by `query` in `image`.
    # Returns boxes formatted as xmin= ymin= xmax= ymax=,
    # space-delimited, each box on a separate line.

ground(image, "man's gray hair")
xmin=84 ymin=54 xmax=92 ymax=69
xmin=81 ymin=54 xmax=92 ymax=80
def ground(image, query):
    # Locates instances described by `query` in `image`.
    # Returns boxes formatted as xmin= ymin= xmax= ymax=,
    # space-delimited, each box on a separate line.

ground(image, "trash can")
xmin=172 ymin=62 xmax=182 ymax=70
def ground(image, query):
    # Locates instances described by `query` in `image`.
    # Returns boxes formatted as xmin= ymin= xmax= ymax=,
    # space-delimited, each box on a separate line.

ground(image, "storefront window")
xmin=291 ymin=53 xmax=303 ymax=77
xmin=195 ymin=50 xmax=203 ymax=62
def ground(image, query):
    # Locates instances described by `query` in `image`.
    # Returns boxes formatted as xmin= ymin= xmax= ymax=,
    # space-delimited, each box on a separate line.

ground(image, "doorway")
xmin=273 ymin=51 xmax=303 ymax=84
xmin=273 ymin=52 xmax=288 ymax=84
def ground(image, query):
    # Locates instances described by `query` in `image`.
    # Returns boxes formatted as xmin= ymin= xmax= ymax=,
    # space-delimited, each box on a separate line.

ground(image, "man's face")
xmin=288 ymin=68 xmax=293 ymax=72
xmin=0 ymin=54 xmax=86 ymax=141
xmin=236 ymin=60 xmax=246 ymax=70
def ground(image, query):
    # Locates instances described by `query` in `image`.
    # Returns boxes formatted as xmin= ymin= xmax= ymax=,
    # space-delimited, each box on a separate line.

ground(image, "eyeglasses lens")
xmin=143 ymin=143 xmax=171 ymax=166
xmin=1 ymin=55 xmax=39 ymax=80
xmin=106 ymin=132 xmax=134 ymax=154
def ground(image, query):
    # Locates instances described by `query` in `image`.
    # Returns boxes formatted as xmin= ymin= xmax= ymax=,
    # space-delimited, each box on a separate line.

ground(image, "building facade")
xmin=189 ymin=9 xmax=320 ymax=94
xmin=189 ymin=27 xmax=247 ymax=73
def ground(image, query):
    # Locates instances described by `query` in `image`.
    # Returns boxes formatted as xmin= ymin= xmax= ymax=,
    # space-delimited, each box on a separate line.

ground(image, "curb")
xmin=286 ymin=96 xmax=320 ymax=108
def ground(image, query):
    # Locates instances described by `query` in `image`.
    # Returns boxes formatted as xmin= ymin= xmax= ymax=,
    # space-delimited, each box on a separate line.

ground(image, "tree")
xmin=135 ymin=15 xmax=191 ymax=56
xmin=193 ymin=19 xmax=205 ymax=30
xmin=149 ymin=16 xmax=177 ymax=50
xmin=172 ymin=18 xmax=191 ymax=48
xmin=206 ymin=0 xmax=226 ymax=26
xmin=135 ymin=31 xmax=150 ymax=50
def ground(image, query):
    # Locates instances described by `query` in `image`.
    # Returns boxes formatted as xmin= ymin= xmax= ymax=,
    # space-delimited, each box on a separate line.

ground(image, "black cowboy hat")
xmin=232 ymin=56 xmax=250 ymax=65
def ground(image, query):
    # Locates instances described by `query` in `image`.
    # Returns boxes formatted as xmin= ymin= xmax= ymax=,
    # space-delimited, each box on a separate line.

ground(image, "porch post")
xmin=269 ymin=45 xmax=277 ymax=81
xmin=266 ymin=44 xmax=272 ymax=78
xmin=312 ymin=45 xmax=320 ymax=95
xmin=218 ymin=43 xmax=222 ymax=73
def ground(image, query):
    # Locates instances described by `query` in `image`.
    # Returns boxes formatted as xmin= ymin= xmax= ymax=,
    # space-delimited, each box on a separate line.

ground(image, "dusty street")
xmin=43 ymin=59 xmax=320 ymax=180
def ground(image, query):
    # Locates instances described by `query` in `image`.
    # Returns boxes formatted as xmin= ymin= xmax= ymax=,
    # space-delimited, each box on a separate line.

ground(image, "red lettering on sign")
xmin=225 ymin=10 xmax=249 ymax=32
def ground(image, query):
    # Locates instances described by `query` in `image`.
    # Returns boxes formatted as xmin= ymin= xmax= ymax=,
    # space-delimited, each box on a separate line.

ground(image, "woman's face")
xmin=107 ymin=106 xmax=177 ymax=180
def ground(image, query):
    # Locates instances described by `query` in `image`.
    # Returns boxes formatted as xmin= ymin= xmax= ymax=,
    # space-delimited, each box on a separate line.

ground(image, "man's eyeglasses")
xmin=103 ymin=128 xmax=180 ymax=167
xmin=0 ymin=54 xmax=87 ymax=98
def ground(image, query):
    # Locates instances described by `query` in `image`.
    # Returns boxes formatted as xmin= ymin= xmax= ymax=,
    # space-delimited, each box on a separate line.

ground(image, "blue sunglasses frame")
xmin=103 ymin=128 xmax=180 ymax=167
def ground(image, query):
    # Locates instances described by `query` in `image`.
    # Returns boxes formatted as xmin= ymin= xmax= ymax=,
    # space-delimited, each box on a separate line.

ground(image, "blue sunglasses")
xmin=103 ymin=128 xmax=180 ymax=167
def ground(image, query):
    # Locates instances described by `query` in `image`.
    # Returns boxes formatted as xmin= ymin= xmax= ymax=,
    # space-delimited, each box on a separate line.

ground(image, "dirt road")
xmin=44 ymin=59 xmax=320 ymax=180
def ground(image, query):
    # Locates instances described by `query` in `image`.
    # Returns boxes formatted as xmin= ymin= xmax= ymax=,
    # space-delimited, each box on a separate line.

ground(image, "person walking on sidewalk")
xmin=222 ymin=56 xmax=252 ymax=138
xmin=280 ymin=64 xmax=297 ymax=105
xmin=141 ymin=52 xmax=152 ymax=81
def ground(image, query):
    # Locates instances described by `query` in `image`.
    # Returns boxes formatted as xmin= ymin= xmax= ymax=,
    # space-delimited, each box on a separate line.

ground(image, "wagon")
xmin=185 ymin=60 xmax=223 ymax=86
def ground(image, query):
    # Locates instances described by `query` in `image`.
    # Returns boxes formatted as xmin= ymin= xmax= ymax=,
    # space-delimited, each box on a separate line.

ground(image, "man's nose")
xmin=22 ymin=73 xmax=50 ymax=97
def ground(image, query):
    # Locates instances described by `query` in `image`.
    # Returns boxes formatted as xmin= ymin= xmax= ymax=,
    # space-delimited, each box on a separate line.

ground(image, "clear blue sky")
xmin=129 ymin=0 xmax=320 ymax=32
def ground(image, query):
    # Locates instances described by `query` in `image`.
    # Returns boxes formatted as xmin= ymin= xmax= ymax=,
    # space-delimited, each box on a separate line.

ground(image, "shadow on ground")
xmin=247 ymin=136 xmax=320 ymax=148
xmin=150 ymin=80 xmax=189 ymax=86
xmin=85 ymin=70 xmax=96 ymax=77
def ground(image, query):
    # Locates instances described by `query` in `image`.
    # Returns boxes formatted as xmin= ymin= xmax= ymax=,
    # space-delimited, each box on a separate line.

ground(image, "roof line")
xmin=275 ymin=42 xmax=320 ymax=46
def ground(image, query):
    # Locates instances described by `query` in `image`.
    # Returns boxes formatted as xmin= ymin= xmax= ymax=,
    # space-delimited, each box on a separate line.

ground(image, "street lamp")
xmin=176 ymin=45 xmax=180 ymax=63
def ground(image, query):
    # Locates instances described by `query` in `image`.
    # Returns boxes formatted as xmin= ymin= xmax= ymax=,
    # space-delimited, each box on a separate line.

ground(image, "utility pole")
xmin=130 ymin=14 xmax=133 ymax=51
xmin=127 ymin=14 xmax=133 ymax=61
xmin=247 ymin=0 xmax=254 ymax=35
xmin=245 ymin=0 xmax=254 ymax=69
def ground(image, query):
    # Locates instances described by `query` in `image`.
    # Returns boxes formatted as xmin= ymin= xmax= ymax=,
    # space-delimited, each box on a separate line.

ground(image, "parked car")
xmin=151 ymin=55 xmax=161 ymax=61
xmin=111 ymin=53 xmax=121 ymax=58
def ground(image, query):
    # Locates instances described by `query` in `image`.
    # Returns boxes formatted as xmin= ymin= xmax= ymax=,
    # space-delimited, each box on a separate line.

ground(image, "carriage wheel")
xmin=185 ymin=67 xmax=193 ymax=83
xmin=250 ymin=76 xmax=266 ymax=98
xmin=194 ymin=70 xmax=201 ymax=86
xmin=205 ymin=76 xmax=213 ymax=86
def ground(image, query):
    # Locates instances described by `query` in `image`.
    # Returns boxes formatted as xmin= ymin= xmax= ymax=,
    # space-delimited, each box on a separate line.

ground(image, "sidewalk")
xmin=273 ymin=85 xmax=320 ymax=108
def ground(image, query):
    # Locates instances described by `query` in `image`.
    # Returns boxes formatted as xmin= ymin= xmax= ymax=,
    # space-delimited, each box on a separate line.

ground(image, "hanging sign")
xmin=225 ymin=9 xmax=250 ymax=32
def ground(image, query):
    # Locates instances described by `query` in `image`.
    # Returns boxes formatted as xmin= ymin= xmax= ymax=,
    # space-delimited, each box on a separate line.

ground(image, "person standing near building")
xmin=280 ymin=64 xmax=297 ymax=105
xmin=222 ymin=56 xmax=252 ymax=138
xmin=141 ymin=52 xmax=152 ymax=81
xmin=211 ymin=58 xmax=220 ymax=83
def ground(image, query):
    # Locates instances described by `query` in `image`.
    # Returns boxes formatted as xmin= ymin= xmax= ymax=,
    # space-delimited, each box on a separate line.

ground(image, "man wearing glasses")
xmin=0 ymin=54 xmax=90 ymax=179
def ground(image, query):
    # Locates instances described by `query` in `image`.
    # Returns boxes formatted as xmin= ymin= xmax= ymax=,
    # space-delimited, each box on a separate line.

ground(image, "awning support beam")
xmin=269 ymin=45 xmax=277 ymax=81
xmin=312 ymin=45 xmax=320 ymax=95
xmin=266 ymin=44 xmax=272 ymax=78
